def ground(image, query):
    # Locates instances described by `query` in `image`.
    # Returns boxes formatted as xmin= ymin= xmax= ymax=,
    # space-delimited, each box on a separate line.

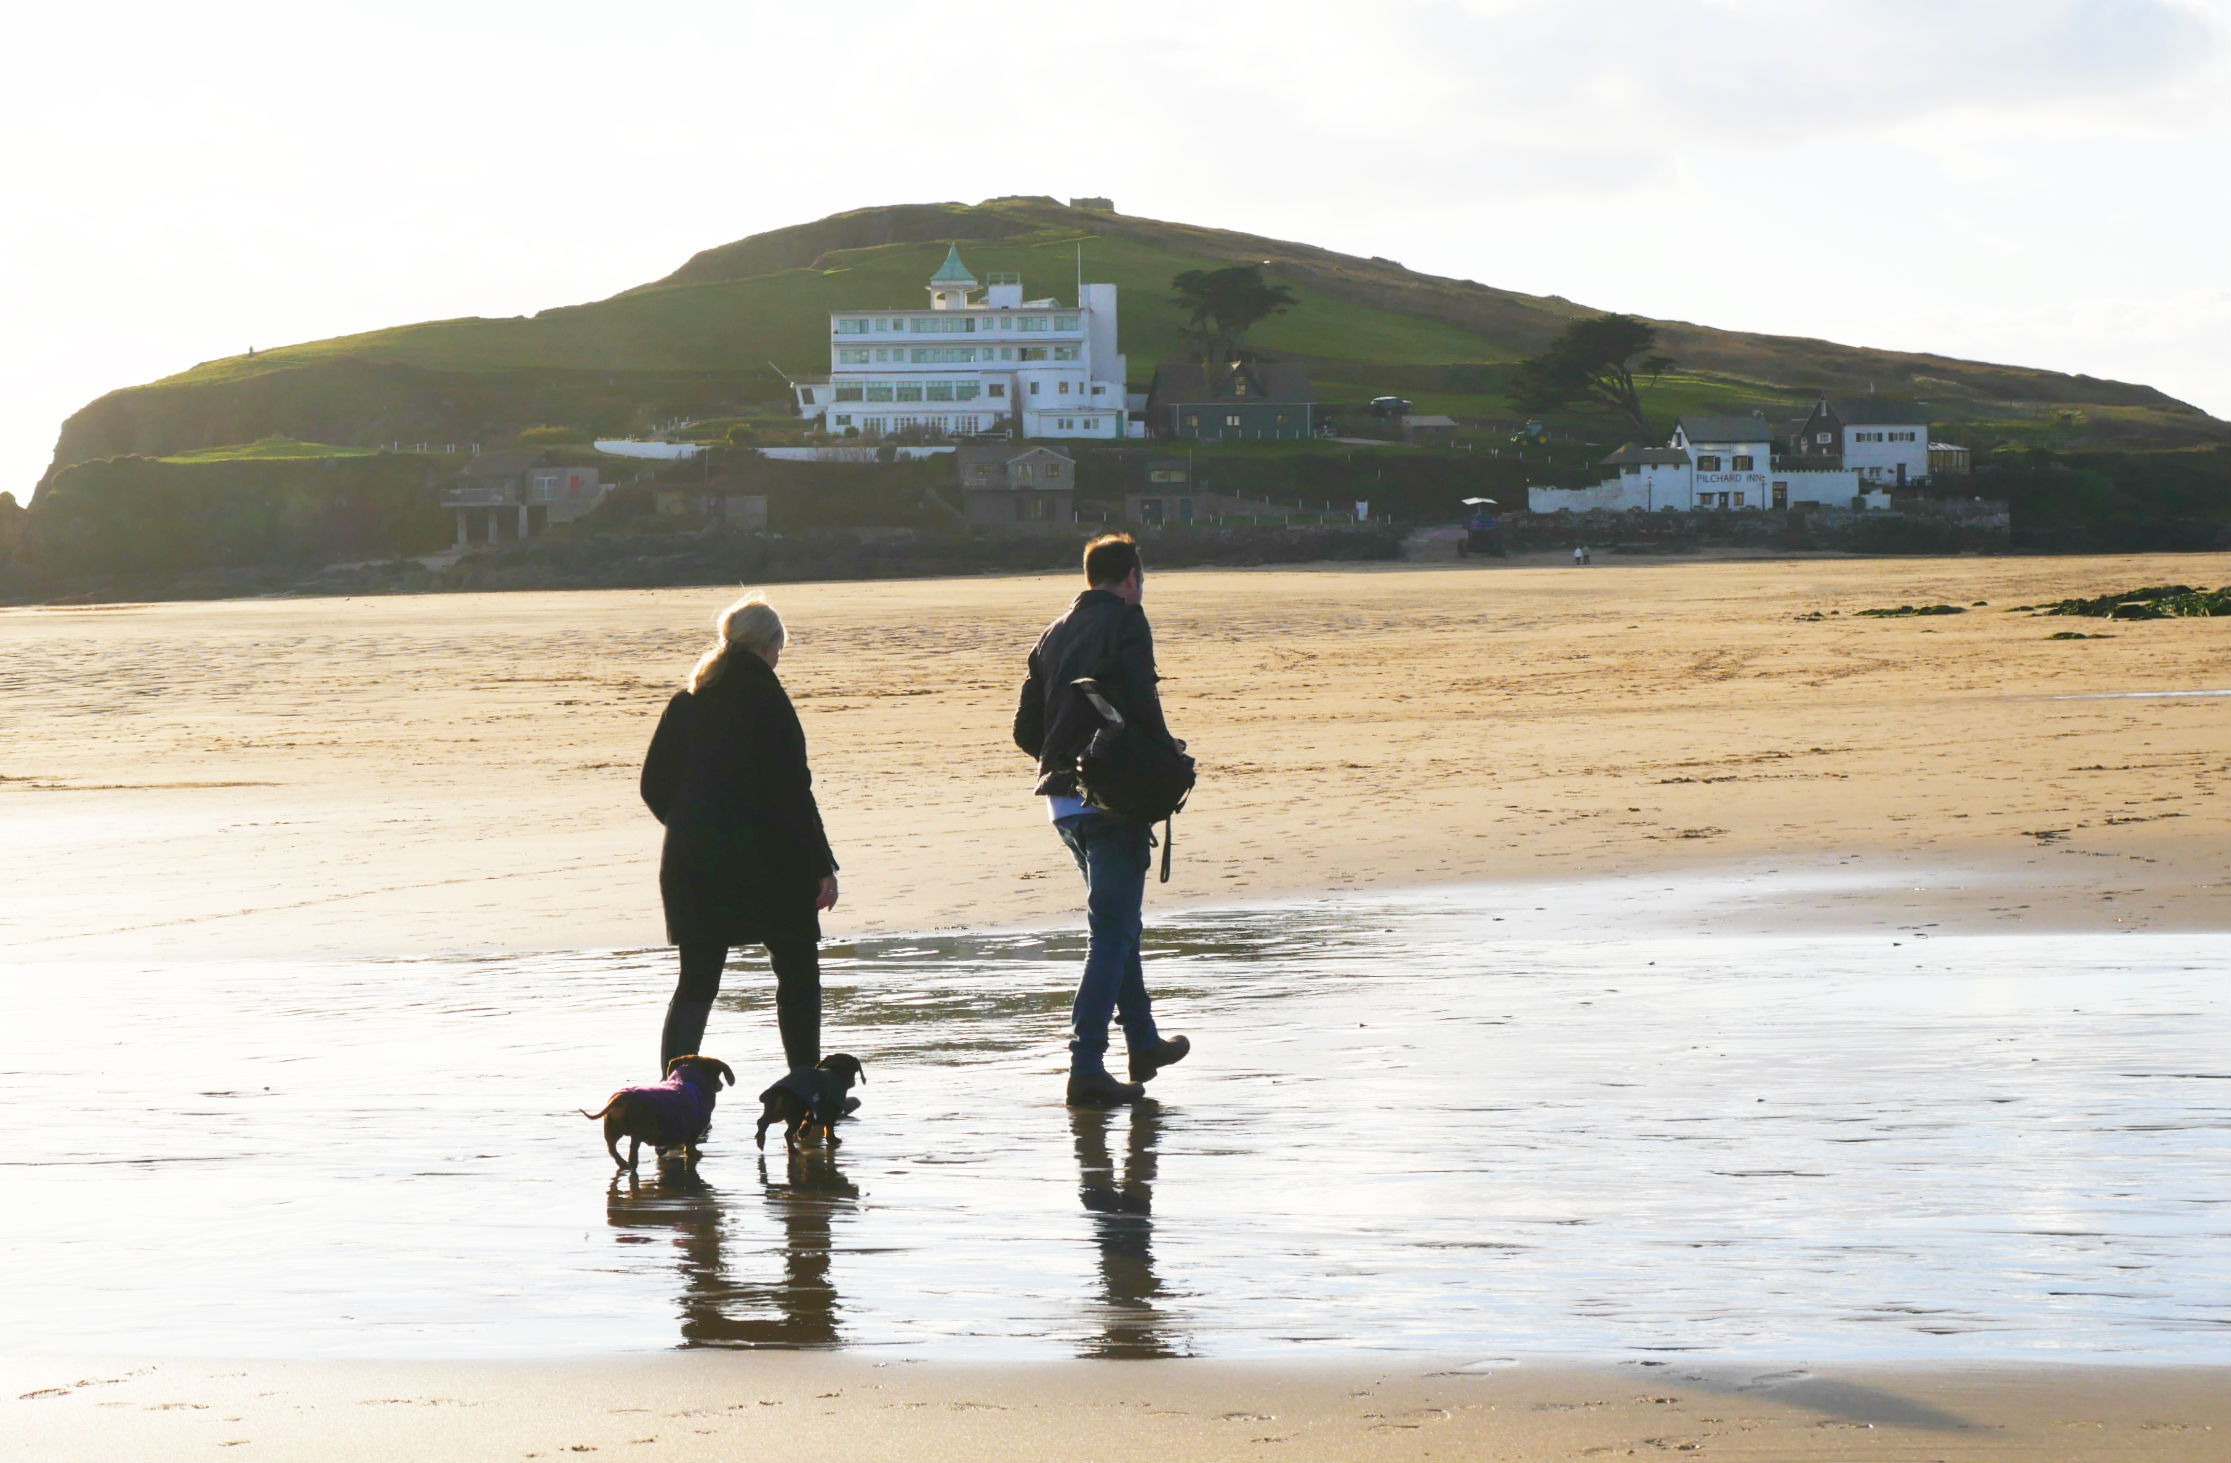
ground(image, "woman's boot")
xmin=660 ymin=999 xmax=714 ymax=1076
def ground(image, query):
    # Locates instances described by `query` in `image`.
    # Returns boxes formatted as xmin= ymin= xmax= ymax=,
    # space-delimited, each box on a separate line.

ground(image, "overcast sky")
xmin=4 ymin=0 xmax=2226 ymax=500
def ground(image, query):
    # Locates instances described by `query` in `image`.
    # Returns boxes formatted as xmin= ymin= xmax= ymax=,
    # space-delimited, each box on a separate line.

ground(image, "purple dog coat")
xmin=623 ymin=1074 xmax=714 ymax=1145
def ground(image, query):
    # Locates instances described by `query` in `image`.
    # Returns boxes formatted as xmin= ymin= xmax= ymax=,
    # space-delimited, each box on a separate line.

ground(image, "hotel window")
xmin=1059 ymin=381 xmax=1071 ymax=395
xmin=1055 ymin=316 xmax=1077 ymax=331
xmin=1029 ymin=382 xmax=1040 ymax=395
xmin=1016 ymin=465 xmax=1033 ymax=482
xmin=834 ymin=385 xmax=865 ymax=402
xmin=1225 ymin=414 xmax=1241 ymax=427
xmin=1696 ymin=455 xmax=1721 ymax=471
xmin=1000 ymin=347 xmax=1016 ymax=361
xmin=954 ymin=382 xmax=980 ymax=400
xmin=1732 ymin=455 xmax=1753 ymax=471
xmin=895 ymin=385 xmax=923 ymax=402
xmin=833 ymin=413 xmax=852 ymax=426
xmin=988 ymin=384 xmax=1006 ymax=398
xmin=912 ymin=317 xmax=972 ymax=334
xmin=911 ymin=347 xmax=975 ymax=363
xmin=1733 ymin=492 xmax=1746 ymax=507
xmin=925 ymin=382 xmax=954 ymax=401
xmin=1091 ymin=384 xmax=1106 ymax=395
xmin=1019 ymin=316 xmax=1049 ymax=331
xmin=1276 ymin=413 xmax=1289 ymax=426
xmin=1184 ymin=414 xmax=1199 ymax=428
xmin=1018 ymin=347 xmax=1047 ymax=361
xmin=1232 ymin=377 xmax=1248 ymax=396
xmin=1815 ymin=432 xmax=1831 ymax=444
xmin=836 ymin=318 xmax=870 ymax=334
xmin=865 ymin=385 xmax=893 ymax=402
xmin=837 ymin=348 xmax=870 ymax=364
xmin=1054 ymin=346 xmax=1079 ymax=361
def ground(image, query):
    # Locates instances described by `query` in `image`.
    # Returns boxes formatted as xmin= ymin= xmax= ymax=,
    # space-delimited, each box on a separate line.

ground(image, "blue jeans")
xmin=1056 ymin=812 xmax=1160 ymax=1075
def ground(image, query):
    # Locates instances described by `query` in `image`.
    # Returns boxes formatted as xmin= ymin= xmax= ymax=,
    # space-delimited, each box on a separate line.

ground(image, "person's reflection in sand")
xmin=606 ymin=1151 xmax=855 ymax=1347
xmin=1072 ymin=1100 xmax=1184 ymax=1358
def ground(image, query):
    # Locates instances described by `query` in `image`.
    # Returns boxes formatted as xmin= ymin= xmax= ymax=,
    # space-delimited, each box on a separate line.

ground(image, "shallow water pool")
xmin=4 ymin=891 xmax=2224 ymax=1360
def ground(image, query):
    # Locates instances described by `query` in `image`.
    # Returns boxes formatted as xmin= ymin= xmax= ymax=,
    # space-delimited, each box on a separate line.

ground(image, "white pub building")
xmin=793 ymin=246 xmax=1136 ymax=440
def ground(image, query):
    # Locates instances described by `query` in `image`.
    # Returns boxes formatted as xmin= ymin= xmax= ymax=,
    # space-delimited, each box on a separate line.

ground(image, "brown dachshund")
xmin=581 ymin=1054 xmax=735 ymax=1172
xmin=755 ymin=1054 xmax=867 ymax=1153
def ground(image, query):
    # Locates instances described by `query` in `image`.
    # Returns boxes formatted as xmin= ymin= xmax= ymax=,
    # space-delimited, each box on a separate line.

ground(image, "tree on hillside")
xmin=1509 ymin=314 xmax=1672 ymax=435
xmin=1171 ymin=265 xmax=1299 ymax=364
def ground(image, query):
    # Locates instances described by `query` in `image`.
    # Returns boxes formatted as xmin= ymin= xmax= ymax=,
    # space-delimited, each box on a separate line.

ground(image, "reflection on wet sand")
xmin=607 ymin=1153 xmax=856 ymax=1348
xmin=1073 ymin=1101 xmax=1185 ymax=1359
xmin=8 ymin=900 xmax=2225 ymax=1360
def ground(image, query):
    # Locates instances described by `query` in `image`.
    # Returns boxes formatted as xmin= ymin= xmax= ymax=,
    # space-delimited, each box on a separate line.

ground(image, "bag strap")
xmin=1072 ymin=681 xmax=1125 ymax=727
xmin=1159 ymin=815 xmax=1173 ymax=883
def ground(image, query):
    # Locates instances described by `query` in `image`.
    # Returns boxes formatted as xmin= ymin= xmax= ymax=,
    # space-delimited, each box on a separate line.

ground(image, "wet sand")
xmin=8 ymin=1354 xmax=2228 ymax=1462
xmin=1 ymin=552 xmax=2225 ymax=961
xmin=5 ymin=554 xmax=2228 ymax=1461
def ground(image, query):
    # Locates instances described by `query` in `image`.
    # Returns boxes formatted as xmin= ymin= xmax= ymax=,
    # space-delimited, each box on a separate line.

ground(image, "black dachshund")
xmin=754 ymin=1054 xmax=867 ymax=1153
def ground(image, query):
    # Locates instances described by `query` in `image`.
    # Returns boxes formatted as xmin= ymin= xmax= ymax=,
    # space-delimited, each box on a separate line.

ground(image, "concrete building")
xmin=794 ymin=246 xmax=1135 ymax=441
xmin=1125 ymin=488 xmax=1266 ymax=526
xmin=1839 ymin=399 xmax=1931 ymax=486
xmin=1673 ymin=414 xmax=1774 ymax=511
xmin=955 ymin=444 xmax=1075 ymax=526
xmin=440 ymin=453 xmax=606 ymax=546
xmin=652 ymin=484 xmax=767 ymax=529
xmin=1536 ymin=424 xmax=1863 ymax=513
xmin=1401 ymin=414 xmax=1460 ymax=446
xmin=1146 ymin=360 xmax=1316 ymax=441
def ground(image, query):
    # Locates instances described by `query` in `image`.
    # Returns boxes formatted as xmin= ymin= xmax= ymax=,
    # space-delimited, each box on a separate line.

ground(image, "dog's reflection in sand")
xmin=607 ymin=1150 xmax=855 ymax=1348
xmin=1072 ymin=1101 xmax=1185 ymax=1358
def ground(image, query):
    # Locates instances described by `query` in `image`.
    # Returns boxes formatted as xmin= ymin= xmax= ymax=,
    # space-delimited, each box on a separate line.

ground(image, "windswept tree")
xmin=1171 ymin=265 xmax=1299 ymax=364
xmin=1509 ymin=313 xmax=1673 ymax=435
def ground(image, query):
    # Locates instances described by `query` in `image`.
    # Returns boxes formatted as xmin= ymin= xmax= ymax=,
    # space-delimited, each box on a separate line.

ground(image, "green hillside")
xmin=37 ymin=196 xmax=2228 ymax=494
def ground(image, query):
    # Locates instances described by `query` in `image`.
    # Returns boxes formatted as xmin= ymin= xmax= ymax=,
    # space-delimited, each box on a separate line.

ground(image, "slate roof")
xmin=1675 ymin=414 xmax=1773 ymax=445
xmin=956 ymin=443 xmax=1073 ymax=487
xmin=1600 ymin=444 xmax=1690 ymax=467
xmin=1147 ymin=361 xmax=1315 ymax=404
xmin=1835 ymin=398 xmax=1931 ymax=426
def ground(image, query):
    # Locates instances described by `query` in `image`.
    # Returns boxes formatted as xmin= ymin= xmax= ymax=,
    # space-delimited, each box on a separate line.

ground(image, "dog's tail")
xmin=579 ymin=1099 xmax=618 ymax=1121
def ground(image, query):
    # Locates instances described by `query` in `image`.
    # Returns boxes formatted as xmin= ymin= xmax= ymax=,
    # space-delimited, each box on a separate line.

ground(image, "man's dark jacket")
xmin=1013 ymin=589 xmax=1172 ymax=798
xmin=641 ymin=652 xmax=837 ymax=948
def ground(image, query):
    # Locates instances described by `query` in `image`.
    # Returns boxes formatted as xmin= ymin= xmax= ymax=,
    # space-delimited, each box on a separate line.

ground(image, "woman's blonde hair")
xmin=688 ymin=590 xmax=786 ymax=692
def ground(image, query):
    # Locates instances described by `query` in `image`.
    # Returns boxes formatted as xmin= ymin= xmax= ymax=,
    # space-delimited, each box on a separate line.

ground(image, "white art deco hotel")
xmin=793 ymin=246 xmax=1137 ymax=440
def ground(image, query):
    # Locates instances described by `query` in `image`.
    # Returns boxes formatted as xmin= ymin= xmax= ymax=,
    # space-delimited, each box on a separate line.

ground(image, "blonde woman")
xmin=641 ymin=592 xmax=840 ymax=1091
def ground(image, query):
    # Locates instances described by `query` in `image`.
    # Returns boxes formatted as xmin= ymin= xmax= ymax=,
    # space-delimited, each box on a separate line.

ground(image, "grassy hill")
xmin=37 ymin=196 xmax=2228 ymax=495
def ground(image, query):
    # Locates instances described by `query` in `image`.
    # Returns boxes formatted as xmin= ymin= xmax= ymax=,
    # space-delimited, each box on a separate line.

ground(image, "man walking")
xmin=1014 ymin=534 xmax=1191 ymax=1108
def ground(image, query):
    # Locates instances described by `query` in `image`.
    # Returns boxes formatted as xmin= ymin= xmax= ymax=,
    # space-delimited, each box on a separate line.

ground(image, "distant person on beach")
xmin=1014 ymin=534 xmax=1191 ymax=1108
xmin=641 ymin=591 xmax=841 ymax=1100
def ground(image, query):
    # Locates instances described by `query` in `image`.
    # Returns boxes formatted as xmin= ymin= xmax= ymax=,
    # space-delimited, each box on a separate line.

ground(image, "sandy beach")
xmin=7 ymin=1353 xmax=2228 ymax=1462
xmin=2 ymin=552 xmax=2225 ymax=961
xmin=5 ymin=552 xmax=2227 ymax=1462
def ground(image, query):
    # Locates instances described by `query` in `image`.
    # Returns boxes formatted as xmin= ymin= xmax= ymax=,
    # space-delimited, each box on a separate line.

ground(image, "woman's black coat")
xmin=640 ymin=652 xmax=837 ymax=948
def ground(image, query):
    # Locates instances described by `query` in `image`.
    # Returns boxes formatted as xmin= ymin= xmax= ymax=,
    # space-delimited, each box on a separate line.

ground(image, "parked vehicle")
xmin=1456 ymin=497 xmax=1504 ymax=558
xmin=1369 ymin=395 xmax=1414 ymax=418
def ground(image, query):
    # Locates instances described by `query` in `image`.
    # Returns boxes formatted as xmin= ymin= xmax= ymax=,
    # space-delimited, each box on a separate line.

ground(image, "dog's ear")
xmin=665 ymin=1054 xmax=691 ymax=1078
xmin=710 ymin=1059 xmax=735 ymax=1088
